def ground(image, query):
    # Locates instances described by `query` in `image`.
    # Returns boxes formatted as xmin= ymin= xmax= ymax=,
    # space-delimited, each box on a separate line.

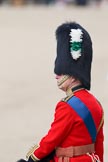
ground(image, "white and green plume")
xmin=69 ymin=29 xmax=83 ymax=60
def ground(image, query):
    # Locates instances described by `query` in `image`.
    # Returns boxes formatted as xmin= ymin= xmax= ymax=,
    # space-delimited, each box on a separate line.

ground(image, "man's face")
xmin=55 ymin=75 xmax=72 ymax=91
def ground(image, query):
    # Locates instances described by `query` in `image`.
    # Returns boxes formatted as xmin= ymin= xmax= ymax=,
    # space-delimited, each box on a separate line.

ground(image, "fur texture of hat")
xmin=54 ymin=22 xmax=93 ymax=90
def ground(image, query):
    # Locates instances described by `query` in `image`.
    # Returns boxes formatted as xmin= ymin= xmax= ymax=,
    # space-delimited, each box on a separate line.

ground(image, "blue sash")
xmin=67 ymin=96 xmax=97 ymax=142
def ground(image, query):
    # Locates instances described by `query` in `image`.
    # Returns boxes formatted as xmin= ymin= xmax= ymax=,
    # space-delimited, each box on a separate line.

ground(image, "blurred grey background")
xmin=0 ymin=1 xmax=108 ymax=162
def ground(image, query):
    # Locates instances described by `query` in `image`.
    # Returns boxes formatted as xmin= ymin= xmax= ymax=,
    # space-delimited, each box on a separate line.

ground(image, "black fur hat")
xmin=54 ymin=22 xmax=93 ymax=90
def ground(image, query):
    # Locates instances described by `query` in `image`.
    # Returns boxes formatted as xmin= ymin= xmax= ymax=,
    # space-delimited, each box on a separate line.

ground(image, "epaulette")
xmin=61 ymin=94 xmax=74 ymax=102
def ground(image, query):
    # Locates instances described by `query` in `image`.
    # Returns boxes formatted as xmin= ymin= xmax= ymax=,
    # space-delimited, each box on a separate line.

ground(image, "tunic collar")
xmin=66 ymin=85 xmax=84 ymax=97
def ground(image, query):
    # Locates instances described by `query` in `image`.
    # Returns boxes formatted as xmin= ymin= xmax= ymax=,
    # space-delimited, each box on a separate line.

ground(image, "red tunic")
xmin=33 ymin=89 xmax=104 ymax=162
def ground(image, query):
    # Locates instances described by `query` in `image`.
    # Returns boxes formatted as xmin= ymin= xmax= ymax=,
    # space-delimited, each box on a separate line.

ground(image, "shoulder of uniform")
xmin=61 ymin=94 xmax=73 ymax=102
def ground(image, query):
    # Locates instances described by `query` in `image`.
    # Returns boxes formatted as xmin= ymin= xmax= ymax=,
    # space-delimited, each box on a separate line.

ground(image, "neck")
xmin=66 ymin=81 xmax=83 ymax=96
xmin=71 ymin=80 xmax=82 ymax=89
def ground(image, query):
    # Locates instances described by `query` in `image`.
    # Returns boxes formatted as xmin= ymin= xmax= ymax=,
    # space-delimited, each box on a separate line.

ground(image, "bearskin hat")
xmin=54 ymin=22 xmax=93 ymax=90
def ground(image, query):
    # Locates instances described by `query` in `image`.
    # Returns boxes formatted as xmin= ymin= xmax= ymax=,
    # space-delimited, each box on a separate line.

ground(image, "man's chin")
xmin=58 ymin=85 xmax=65 ymax=91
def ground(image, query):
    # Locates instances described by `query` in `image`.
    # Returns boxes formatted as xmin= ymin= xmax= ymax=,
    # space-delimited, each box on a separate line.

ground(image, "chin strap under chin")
xmin=57 ymin=75 xmax=70 ymax=86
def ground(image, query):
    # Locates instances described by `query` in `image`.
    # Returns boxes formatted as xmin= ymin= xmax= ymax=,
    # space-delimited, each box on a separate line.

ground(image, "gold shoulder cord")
xmin=97 ymin=110 xmax=104 ymax=133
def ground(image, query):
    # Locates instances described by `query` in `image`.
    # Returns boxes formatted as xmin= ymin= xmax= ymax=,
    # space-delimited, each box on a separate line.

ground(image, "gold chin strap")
xmin=57 ymin=75 xmax=70 ymax=86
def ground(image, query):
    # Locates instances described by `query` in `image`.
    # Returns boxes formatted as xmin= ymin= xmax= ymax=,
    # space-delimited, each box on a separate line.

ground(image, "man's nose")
xmin=55 ymin=75 xmax=60 ymax=79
